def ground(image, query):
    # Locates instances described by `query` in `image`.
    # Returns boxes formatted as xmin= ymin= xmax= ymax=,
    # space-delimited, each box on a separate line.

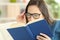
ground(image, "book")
xmin=7 ymin=19 xmax=53 ymax=40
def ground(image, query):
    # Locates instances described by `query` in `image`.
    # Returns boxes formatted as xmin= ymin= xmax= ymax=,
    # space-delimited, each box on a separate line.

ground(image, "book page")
xmin=0 ymin=27 xmax=13 ymax=40
xmin=7 ymin=18 xmax=44 ymax=29
xmin=26 ymin=18 xmax=44 ymax=25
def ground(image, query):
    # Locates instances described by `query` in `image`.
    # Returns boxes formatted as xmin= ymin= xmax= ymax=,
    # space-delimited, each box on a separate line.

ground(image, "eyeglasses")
xmin=25 ymin=13 xmax=41 ymax=19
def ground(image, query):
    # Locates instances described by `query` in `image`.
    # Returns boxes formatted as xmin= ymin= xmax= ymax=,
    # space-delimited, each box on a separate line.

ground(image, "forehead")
xmin=27 ymin=5 xmax=41 ymax=14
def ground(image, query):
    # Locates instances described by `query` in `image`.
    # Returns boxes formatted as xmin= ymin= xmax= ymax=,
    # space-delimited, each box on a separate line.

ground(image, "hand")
xmin=37 ymin=33 xmax=51 ymax=40
xmin=16 ymin=11 xmax=26 ymax=25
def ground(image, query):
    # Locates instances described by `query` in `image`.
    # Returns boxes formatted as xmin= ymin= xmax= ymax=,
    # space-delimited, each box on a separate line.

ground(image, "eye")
xmin=32 ymin=13 xmax=40 ymax=19
xmin=33 ymin=13 xmax=40 ymax=16
xmin=26 ymin=13 xmax=31 ymax=18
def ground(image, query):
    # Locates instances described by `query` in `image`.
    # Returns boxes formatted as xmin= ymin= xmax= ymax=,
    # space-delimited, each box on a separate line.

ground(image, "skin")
xmin=27 ymin=5 xmax=44 ymax=22
xmin=17 ymin=5 xmax=51 ymax=40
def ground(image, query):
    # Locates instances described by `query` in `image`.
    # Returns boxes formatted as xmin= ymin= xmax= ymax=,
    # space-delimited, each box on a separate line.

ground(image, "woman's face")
xmin=26 ymin=5 xmax=44 ymax=22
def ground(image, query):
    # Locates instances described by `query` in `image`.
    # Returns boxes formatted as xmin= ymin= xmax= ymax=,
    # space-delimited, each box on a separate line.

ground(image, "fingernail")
xmin=40 ymin=33 xmax=43 ymax=35
xmin=36 ymin=36 xmax=40 ymax=39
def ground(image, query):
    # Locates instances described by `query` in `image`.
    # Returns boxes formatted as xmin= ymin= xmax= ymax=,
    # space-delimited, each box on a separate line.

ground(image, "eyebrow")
xmin=27 ymin=12 xmax=41 ymax=14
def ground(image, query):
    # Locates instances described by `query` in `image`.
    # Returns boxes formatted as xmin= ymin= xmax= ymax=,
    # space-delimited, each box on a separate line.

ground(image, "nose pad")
xmin=28 ymin=16 xmax=33 ymax=21
xmin=30 ymin=16 xmax=36 ymax=21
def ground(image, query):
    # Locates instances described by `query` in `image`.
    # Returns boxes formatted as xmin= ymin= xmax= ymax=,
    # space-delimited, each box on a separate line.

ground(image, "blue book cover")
xmin=7 ymin=19 xmax=53 ymax=40
xmin=7 ymin=27 xmax=34 ymax=40
xmin=27 ymin=19 xmax=53 ymax=39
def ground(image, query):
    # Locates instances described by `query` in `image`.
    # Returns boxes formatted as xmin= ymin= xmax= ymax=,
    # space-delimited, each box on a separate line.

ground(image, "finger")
xmin=23 ymin=14 xmax=26 ymax=23
xmin=20 ymin=11 xmax=25 ymax=16
xmin=40 ymin=33 xmax=50 ymax=38
xmin=39 ymin=36 xmax=47 ymax=40
xmin=37 ymin=36 xmax=43 ymax=40
xmin=21 ymin=11 xmax=26 ymax=20
xmin=16 ymin=14 xmax=26 ymax=23
xmin=18 ymin=11 xmax=25 ymax=19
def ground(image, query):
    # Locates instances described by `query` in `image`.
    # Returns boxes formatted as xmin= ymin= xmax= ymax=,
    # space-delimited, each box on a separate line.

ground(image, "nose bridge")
xmin=30 ymin=16 xmax=35 ymax=21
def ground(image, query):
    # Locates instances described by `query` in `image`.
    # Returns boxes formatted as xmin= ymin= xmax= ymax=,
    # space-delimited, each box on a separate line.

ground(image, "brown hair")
xmin=25 ymin=0 xmax=54 ymax=25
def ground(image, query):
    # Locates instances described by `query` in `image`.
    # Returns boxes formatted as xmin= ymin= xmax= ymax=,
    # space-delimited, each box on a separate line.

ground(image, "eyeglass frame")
xmin=25 ymin=13 xmax=41 ymax=19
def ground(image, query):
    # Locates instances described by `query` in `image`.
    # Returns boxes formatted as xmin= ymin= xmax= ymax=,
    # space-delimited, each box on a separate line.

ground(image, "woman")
xmin=17 ymin=0 xmax=60 ymax=40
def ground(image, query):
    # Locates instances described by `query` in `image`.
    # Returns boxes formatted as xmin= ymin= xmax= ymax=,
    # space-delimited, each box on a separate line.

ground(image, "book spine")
xmin=26 ymin=26 xmax=35 ymax=40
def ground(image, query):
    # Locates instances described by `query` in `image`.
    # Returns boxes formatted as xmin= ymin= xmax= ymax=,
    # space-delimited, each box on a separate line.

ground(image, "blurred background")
xmin=0 ymin=0 xmax=60 ymax=39
xmin=0 ymin=0 xmax=60 ymax=24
